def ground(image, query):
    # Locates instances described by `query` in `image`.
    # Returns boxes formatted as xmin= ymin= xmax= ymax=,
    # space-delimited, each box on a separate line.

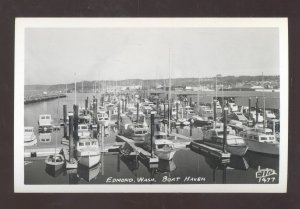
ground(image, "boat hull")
xmin=155 ymin=150 xmax=176 ymax=161
xmin=245 ymin=139 xmax=279 ymax=155
xmin=24 ymin=136 xmax=37 ymax=147
xmin=203 ymin=141 xmax=248 ymax=156
xmin=77 ymin=153 xmax=101 ymax=168
xmin=45 ymin=154 xmax=65 ymax=174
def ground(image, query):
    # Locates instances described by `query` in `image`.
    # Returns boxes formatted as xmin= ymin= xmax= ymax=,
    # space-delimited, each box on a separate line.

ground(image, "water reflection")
xmin=77 ymin=163 xmax=101 ymax=182
xmin=45 ymin=166 xmax=64 ymax=178
xmin=245 ymin=151 xmax=279 ymax=170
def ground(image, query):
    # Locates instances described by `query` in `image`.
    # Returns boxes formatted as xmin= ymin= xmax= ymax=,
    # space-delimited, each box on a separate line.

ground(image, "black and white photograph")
xmin=14 ymin=18 xmax=288 ymax=192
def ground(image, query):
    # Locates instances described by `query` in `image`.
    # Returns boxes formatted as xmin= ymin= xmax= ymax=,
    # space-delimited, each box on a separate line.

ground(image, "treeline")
xmin=25 ymin=75 xmax=279 ymax=92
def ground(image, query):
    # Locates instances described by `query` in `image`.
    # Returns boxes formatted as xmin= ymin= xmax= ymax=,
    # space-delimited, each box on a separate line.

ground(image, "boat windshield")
xmin=157 ymin=144 xmax=173 ymax=149
xmin=216 ymin=131 xmax=230 ymax=136
xmin=227 ymin=138 xmax=245 ymax=145
xmin=135 ymin=130 xmax=146 ymax=134
xmin=155 ymin=135 xmax=167 ymax=139
xmin=80 ymin=126 xmax=88 ymax=130
xmin=260 ymin=136 xmax=276 ymax=142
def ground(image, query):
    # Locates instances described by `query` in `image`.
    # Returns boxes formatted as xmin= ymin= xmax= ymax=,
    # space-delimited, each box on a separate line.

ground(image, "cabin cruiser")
xmin=185 ymin=106 xmax=195 ymax=115
xmin=191 ymin=115 xmax=213 ymax=127
xmin=203 ymin=128 xmax=248 ymax=156
xmin=97 ymin=110 xmax=110 ymax=127
xmin=199 ymin=106 xmax=214 ymax=119
xmin=177 ymin=118 xmax=190 ymax=126
xmin=239 ymin=128 xmax=279 ymax=155
xmin=122 ymin=123 xmax=149 ymax=143
xmin=24 ymin=127 xmax=37 ymax=146
xmin=142 ymin=132 xmax=176 ymax=161
xmin=76 ymin=138 xmax=101 ymax=168
xmin=38 ymin=114 xmax=53 ymax=133
xmin=78 ymin=124 xmax=91 ymax=139
xmin=265 ymin=110 xmax=276 ymax=119
xmin=250 ymin=111 xmax=264 ymax=123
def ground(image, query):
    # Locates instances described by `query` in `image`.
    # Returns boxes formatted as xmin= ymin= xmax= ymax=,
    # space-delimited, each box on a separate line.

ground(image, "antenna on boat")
xmin=74 ymin=73 xmax=77 ymax=105
xmin=262 ymin=72 xmax=266 ymax=129
xmin=168 ymin=48 xmax=171 ymax=134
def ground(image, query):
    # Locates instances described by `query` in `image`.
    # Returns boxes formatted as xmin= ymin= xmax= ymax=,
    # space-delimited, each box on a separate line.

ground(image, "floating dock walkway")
xmin=116 ymin=135 xmax=159 ymax=163
xmin=24 ymin=93 xmax=66 ymax=104
xmin=189 ymin=140 xmax=231 ymax=160
xmin=24 ymin=147 xmax=64 ymax=158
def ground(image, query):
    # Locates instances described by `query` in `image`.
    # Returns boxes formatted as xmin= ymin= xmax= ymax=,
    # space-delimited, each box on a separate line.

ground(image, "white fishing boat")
xmin=203 ymin=128 xmax=248 ymax=156
xmin=76 ymin=138 xmax=101 ymax=168
xmin=38 ymin=114 xmax=53 ymax=132
xmin=24 ymin=127 xmax=37 ymax=146
xmin=97 ymin=110 xmax=110 ymax=127
xmin=78 ymin=124 xmax=91 ymax=139
xmin=191 ymin=115 xmax=213 ymax=127
xmin=143 ymin=132 xmax=177 ymax=161
xmin=239 ymin=128 xmax=279 ymax=155
xmin=122 ymin=123 xmax=149 ymax=143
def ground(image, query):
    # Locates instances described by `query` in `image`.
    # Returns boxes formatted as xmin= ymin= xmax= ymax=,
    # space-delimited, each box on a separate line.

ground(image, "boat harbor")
xmin=24 ymin=89 xmax=280 ymax=184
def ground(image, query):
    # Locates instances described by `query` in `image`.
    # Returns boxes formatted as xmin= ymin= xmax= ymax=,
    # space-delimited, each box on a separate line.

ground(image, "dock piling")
xmin=63 ymin=105 xmax=67 ymax=138
xmin=255 ymin=97 xmax=258 ymax=125
xmin=73 ymin=105 xmax=79 ymax=142
xmin=223 ymin=107 xmax=228 ymax=152
xmin=69 ymin=115 xmax=74 ymax=160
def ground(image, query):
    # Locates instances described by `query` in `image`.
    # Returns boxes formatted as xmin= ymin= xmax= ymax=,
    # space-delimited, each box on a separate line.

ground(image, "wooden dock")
xmin=169 ymin=133 xmax=192 ymax=149
xmin=24 ymin=93 xmax=66 ymax=104
xmin=116 ymin=135 xmax=159 ymax=163
xmin=189 ymin=140 xmax=231 ymax=159
xmin=24 ymin=147 xmax=64 ymax=158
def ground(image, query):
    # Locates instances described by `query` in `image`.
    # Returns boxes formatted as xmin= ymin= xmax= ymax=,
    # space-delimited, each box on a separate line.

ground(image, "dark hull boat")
xmin=45 ymin=154 xmax=65 ymax=174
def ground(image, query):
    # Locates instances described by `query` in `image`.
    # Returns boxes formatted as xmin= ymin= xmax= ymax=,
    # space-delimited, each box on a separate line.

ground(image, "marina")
xmin=24 ymin=92 xmax=280 ymax=184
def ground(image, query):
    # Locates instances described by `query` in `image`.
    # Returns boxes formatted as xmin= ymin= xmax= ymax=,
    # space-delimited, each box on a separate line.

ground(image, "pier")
xmin=116 ymin=135 xmax=159 ymax=164
xmin=24 ymin=93 xmax=66 ymax=104
xmin=189 ymin=140 xmax=231 ymax=160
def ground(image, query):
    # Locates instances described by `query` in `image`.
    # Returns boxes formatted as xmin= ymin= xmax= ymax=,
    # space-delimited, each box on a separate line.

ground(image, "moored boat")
xmin=76 ymin=138 xmax=101 ymax=168
xmin=239 ymin=128 xmax=279 ymax=155
xmin=24 ymin=127 xmax=37 ymax=146
xmin=45 ymin=153 xmax=65 ymax=173
xmin=38 ymin=114 xmax=53 ymax=133
xmin=203 ymin=128 xmax=248 ymax=156
xmin=142 ymin=132 xmax=177 ymax=161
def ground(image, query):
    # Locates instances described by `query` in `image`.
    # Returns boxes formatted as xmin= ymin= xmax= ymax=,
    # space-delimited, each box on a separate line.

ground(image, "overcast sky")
xmin=25 ymin=27 xmax=279 ymax=85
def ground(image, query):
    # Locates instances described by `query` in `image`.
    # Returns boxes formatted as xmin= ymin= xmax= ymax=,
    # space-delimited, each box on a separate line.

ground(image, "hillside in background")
xmin=25 ymin=75 xmax=280 ymax=93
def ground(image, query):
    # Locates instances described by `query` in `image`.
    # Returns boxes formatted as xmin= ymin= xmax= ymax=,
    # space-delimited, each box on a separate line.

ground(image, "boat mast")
xmin=262 ymin=73 xmax=266 ymax=129
xmin=197 ymin=77 xmax=200 ymax=113
xmin=168 ymin=48 xmax=171 ymax=134
xmin=74 ymin=73 xmax=77 ymax=105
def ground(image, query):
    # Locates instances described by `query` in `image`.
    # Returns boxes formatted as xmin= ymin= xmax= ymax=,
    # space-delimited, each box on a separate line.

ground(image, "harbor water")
xmin=24 ymin=93 xmax=279 ymax=184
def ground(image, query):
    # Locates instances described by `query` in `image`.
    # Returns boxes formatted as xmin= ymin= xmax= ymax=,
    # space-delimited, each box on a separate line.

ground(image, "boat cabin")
xmin=204 ymin=129 xmax=245 ymax=145
xmin=38 ymin=114 xmax=52 ymax=126
xmin=77 ymin=138 xmax=99 ymax=149
xmin=24 ymin=127 xmax=34 ymax=134
xmin=78 ymin=124 xmax=90 ymax=138
xmin=239 ymin=130 xmax=277 ymax=143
